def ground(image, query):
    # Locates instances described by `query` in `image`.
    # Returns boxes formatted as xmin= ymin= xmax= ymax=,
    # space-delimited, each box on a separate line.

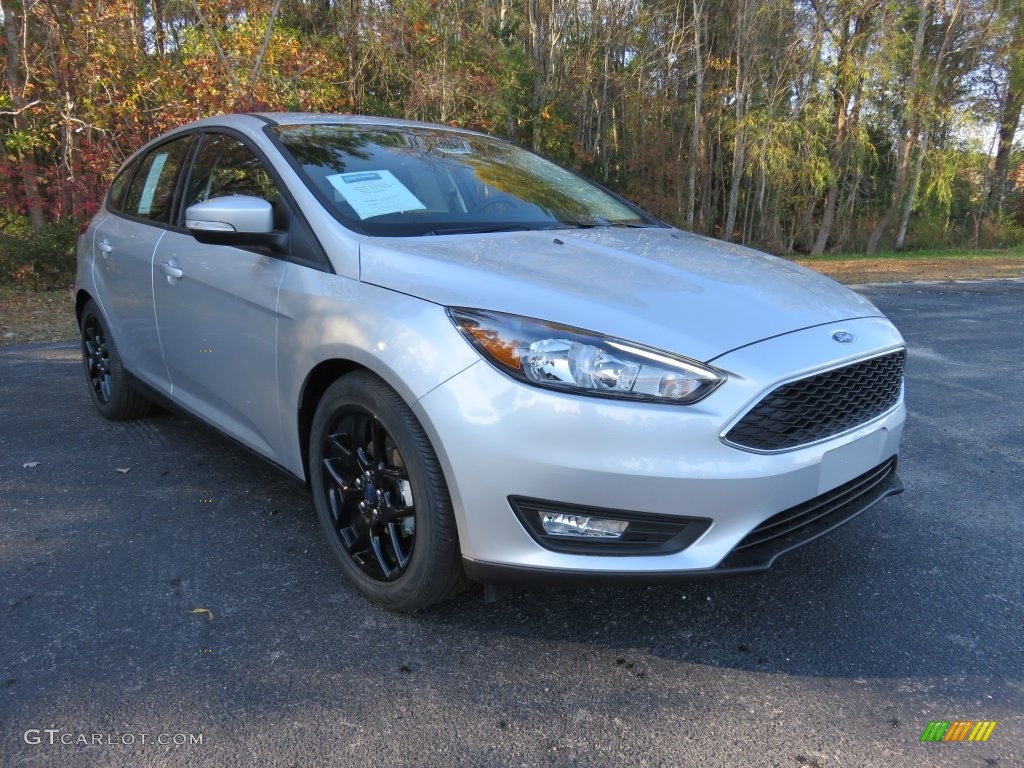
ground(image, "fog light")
xmin=538 ymin=512 xmax=629 ymax=538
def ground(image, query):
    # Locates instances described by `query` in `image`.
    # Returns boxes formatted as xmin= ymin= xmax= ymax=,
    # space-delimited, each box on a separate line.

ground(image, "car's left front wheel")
xmin=309 ymin=372 xmax=467 ymax=611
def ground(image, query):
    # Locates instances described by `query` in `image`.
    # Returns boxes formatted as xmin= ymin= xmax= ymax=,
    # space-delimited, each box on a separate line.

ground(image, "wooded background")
xmin=2 ymin=0 xmax=1022 ymax=265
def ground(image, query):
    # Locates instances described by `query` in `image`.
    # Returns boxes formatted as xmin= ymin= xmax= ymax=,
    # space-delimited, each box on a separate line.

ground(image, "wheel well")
xmin=74 ymin=290 xmax=92 ymax=323
xmin=298 ymin=359 xmax=366 ymax=481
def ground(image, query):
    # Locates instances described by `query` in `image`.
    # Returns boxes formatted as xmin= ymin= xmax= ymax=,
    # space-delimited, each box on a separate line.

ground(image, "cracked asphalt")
xmin=1 ymin=280 xmax=1021 ymax=767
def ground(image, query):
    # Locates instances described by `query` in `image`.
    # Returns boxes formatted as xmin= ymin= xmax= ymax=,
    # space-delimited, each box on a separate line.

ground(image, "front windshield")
xmin=270 ymin=124 xmax=659 ymax=237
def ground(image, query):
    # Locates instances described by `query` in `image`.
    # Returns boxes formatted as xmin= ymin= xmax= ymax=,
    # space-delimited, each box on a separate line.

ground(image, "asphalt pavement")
xmin=1 ymin=280 xmax=1021 ymax=767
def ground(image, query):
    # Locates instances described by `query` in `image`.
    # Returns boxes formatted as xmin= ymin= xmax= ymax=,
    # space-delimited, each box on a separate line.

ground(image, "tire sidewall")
xmin=309 ymin=373 xmax=455 ymax=610
xmin=79 ymin=300 xmax=133 ymax=419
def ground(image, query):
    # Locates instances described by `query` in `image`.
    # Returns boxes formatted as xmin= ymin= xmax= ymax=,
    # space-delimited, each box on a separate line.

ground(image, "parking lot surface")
xmin=1 ymin=280 xmax=1021 ymax=767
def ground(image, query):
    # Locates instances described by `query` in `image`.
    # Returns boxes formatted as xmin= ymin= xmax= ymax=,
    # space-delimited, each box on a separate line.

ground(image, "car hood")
xmin=358 ymin=227 xmax=881 ymax=363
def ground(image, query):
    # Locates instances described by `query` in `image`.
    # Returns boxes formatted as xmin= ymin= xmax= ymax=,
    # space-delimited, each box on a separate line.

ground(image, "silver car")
xmin=76 ymin=113 xmax=906 ymax=610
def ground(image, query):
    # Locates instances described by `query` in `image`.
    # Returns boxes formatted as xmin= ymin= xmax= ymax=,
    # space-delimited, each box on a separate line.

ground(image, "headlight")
xmin=448 ymin=308 xmax=726 ymax=404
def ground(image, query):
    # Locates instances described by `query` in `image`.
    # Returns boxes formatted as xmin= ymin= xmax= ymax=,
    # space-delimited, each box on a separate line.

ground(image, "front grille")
xmin=716 ymin=457 xmax=901 ymax=571
xmin=725 ymin=350 xmax=905 ymax=452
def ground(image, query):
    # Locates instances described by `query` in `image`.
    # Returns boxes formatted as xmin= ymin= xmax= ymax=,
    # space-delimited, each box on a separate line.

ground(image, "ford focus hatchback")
xmin=76 ymin=113 xmax=906 ymax=610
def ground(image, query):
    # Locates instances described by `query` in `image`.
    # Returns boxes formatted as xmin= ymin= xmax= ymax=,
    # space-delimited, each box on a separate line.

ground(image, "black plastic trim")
xmin=723 ymin=351 xmax=906 ymax=452
xmin=121 ymin=370 xmax=308 ymax=488
xmin=509 ymin=496 xmax=711 ymax=556
xmin=246 ymin=113 xmax=279 ymax=126
xmin=717 ymin=458 xmax=902 ymax=570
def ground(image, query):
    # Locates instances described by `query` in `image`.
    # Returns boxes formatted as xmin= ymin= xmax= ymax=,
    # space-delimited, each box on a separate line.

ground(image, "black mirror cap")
xmin=190 ymin=228 xmax=289 ymax=253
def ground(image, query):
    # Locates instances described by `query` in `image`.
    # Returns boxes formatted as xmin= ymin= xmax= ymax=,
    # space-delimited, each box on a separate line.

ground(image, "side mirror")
xmin=185 ymin=195 xmax=287 ymax=251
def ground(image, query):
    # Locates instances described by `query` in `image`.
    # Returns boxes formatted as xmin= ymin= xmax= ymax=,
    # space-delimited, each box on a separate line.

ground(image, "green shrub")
xmin=973 ymin=213 xmax=1024 ymax=250
xmin=0 ymin=219 xmax=78 ymax=290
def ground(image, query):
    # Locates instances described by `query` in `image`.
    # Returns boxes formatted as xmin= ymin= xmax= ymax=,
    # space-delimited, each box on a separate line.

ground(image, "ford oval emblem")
xmin=831 ymin=330 xmax=855 ymax=344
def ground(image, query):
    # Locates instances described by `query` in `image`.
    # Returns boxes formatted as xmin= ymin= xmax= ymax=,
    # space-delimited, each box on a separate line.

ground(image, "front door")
xmin=153 ymin=133 xmax=289 ymax=461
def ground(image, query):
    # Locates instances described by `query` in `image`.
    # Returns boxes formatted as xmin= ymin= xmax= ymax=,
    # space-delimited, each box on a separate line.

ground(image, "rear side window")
xmin=107 ymin=157 xmax=142 ymax=214
xmin=122 ymin=136 xmax=191 ymax=223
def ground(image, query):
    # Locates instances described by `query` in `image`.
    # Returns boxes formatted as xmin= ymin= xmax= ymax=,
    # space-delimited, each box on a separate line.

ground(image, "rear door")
xmin=92 ymin=135 xmax=193 ymax=392
xmin=152 ymin=132 xmax=289 ymax=461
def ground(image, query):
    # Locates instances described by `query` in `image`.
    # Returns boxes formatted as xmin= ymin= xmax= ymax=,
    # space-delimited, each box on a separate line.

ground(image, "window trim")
xmin=108 ymin=133 xmax=195 ymax=228
xmin=106 ymin=155 xmax=145 ymax=215
xmin=175 ymin=127 xmax=332 ymax=273
xmin=105 ymin=126 xmax=332 ymax=274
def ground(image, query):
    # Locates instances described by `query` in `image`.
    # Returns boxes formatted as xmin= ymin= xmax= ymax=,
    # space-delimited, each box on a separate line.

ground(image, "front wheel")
xmin=309 ymin=372 xmax=466 ymax=611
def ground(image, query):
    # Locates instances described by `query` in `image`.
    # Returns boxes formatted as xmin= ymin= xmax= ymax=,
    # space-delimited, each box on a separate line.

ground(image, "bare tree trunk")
xmin=686 ymin=0 xmax=704 ymax=229
xmin=1 ymin=0 xmax=46 ymax=229
xmin=189 ymin=0 xmax=244 ymax=91
xmin=866 ymin=0 xmax=931 ymax=254
xmin=249 ymin=0 xmax=283 ymax=85
xmin=527 ymin=0 xmax=545 ymax=151
xmin=896 ymin=146 xmax=926 ymax=249
xmin=811 ymin=5 xmax=877 ymax=255
xmin=987 ymin=6 xmax=1023 ymax=216
xmin=724 ymin=0 xmax=750 ymax=241
xmin=152 ymin=0 xmax=167 ymax=57
xmin=346 ymin=0 xmax=360 ymax=109
xmin=988 ymin=91 xmax=1023 ymax=216
xmin=869 ymin=0 xmax=962 ymax=255
xmin=812 ymin=182 xmax=840 ymax=255
xmin=725 ymin=116 xmax=746 ymax=241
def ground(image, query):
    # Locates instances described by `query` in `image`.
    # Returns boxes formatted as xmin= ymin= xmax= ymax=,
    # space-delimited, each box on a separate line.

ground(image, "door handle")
xmin=98 ymin=240 xmax=112 ymax=255
xmin=160 ymin=260 xmax=184 ymax=279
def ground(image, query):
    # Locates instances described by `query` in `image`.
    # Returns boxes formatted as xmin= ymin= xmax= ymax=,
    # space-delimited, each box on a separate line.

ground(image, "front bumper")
xmin=412 ymin=316 xmax=906 ymax=582
xmin=462 ymin=458 xmax=903 ymax=585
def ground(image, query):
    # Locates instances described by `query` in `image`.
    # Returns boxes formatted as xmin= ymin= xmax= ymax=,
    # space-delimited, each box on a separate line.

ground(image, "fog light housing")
xmin=510 ymin=496 xmax=712 ymax=555
xmin=539 ymin=512 xmax=629 ymax=539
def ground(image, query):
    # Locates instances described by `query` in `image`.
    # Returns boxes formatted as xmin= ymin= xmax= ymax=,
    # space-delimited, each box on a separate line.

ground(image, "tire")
xmin=79 ymin=299 xmax=152 ymax=420
xmin=309 ymin=371 xmax=467 ymax=611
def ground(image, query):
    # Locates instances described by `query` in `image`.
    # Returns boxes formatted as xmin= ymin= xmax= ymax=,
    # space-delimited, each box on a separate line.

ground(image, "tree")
xmin=809 ymin=0 xmax=880 ymax=256
xmin=986 ymin=0 xmax=1023 ymax=217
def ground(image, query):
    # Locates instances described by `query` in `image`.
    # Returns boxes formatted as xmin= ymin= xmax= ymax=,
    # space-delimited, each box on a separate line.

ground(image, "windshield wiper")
xmin=561 ymin=218 xmax=651 ymax=229
xmin=425 ymin=224 xmax=545 ymax=236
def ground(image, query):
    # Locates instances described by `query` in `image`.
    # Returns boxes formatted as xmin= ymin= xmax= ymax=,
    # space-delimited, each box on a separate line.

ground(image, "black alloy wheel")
xmin=82 ymin=313 xmax=113 ymax=404
xmin=321 ymin=406 xmax=416 ymax=582
xmin=78 ymin=299 xmax=151 ymax=420
xmin=310 ymin=372 xmax=466 ymax=611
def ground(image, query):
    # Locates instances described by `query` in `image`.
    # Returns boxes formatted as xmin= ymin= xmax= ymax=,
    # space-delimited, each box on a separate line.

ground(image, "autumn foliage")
xmin=1 ymin=0 xmax=1022 ymax=286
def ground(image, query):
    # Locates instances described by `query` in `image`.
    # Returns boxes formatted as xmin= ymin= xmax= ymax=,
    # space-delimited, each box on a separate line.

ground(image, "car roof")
xmin=113 ymin=113 xmax=492 ymax=180
xmin=174 ymin=112 xmax=482 ymax=136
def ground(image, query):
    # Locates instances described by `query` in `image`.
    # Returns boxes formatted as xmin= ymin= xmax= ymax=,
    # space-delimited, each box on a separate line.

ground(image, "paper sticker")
xmin=138 ymin=152 xmax=168 ymax=216
xmin=327 ymin=170 xmax=426 ymax=220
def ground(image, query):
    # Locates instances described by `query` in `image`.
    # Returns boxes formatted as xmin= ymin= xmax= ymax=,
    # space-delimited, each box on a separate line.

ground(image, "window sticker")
xmin=326 ymin=170 xmax=426 ymax=220
xmin=138 ymin=152 xmax=169 ymax=215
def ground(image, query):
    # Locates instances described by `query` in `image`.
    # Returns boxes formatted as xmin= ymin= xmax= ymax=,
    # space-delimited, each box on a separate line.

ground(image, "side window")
xmin=107 ymin=156 xmax=142 ymax=214
xmin=122 ymin=137 xmax=191 ymax=223
xmin=184 ymin=134 xmax=280 ymax=209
